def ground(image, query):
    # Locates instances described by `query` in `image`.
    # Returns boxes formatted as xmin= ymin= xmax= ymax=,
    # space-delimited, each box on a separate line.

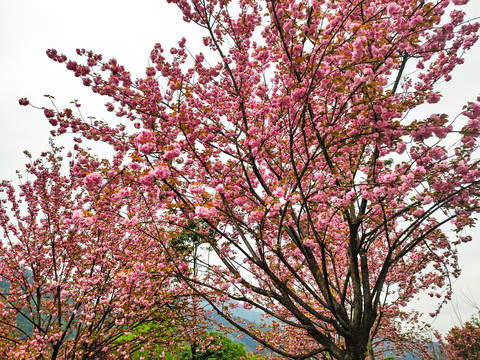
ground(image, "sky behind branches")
xmin=0 ymin=0 xmax=479 ymax=336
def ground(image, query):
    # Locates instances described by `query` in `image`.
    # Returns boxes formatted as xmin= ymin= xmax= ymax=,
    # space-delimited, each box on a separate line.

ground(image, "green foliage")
xmin=178 ymin=332 xmax=248 ymax=360
xmin=382 ymin=158 xmax=394 ymax=167
xmin=171 ymin=220 xmax=216 ymax=256
xmin=129 ymin=329 xmax=254 ymax=360
xmin=118 ymin=321 xmax=180 ymax=360
xmin=133 ymin=348 xmax=177 ymax=360
xmin=471 ymin=311 xmax=480 ymax=327
xmin=170 ymin=220 xmax=202 ymax=256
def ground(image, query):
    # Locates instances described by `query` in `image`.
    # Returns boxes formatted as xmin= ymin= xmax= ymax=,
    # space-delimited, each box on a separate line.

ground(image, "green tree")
xmin=178 ymin=332 xmax=248 ymax=360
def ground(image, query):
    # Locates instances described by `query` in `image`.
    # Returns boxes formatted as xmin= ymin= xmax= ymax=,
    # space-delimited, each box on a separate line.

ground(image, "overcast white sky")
xmin=0 ymin=0 xmax=479 ymax=337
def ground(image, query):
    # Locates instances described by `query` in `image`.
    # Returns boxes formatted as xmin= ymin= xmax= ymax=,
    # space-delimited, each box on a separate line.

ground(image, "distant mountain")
xmin=1 ymin=273 xmax=34 ymax=337
xmin=0 ymin=276 xmax=11 ymax=292
xmin=205 ymin=303 xmax=267 ymax=352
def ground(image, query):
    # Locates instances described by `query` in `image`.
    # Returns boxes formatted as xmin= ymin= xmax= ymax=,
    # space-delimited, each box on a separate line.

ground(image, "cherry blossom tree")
xmin=21 ymin=0 xmax=480 ymax=359
xmin=438 ymin=311 xmax=480 ymax=359
xmin=0 ymin=146 xmax=198 ymax=359
xmin=443 ymin=320 xmax=480 ymax=359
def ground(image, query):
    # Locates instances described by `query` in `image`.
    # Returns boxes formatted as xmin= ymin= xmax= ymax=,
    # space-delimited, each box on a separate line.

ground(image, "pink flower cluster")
xmin=135 ymin=130 xmax=156 ymax=154
xmin=386 ymin=3 xmax=403 ymax=19
xmin=18 ymin=98 xmax=29 ymax=106
xmin=150 ymin=166 xmax=170 ymax=180
xmin=195 ymin=206 xmax=216 ymax=219
xmin=83 ymin=171 xmax=103 ymax=190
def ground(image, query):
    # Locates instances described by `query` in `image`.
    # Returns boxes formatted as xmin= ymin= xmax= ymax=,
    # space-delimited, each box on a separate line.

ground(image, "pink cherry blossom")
xmin=387 ymin=3 xmax=403 ymax=19
xmin=195 ymin=205 xmax=216 ymax=219
xmin=18 ymin=97 xmax=29 ymax=106
xmin=83 ymin=171 xmax=103 ymax=189
xmin=150 ymin=165 xmax=170 ymax=180
xmin=427 ymin=92 xmax=441 ymax=104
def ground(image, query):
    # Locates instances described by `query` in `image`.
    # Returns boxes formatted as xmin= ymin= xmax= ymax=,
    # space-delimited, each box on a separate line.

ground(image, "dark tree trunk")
xmin=342 ymin=332 xmax=369 ymax=360
xmin=191 ymin=341 xmax=197 ymax=360
xmin=343 ymin=346 xmax=368 ymax=360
